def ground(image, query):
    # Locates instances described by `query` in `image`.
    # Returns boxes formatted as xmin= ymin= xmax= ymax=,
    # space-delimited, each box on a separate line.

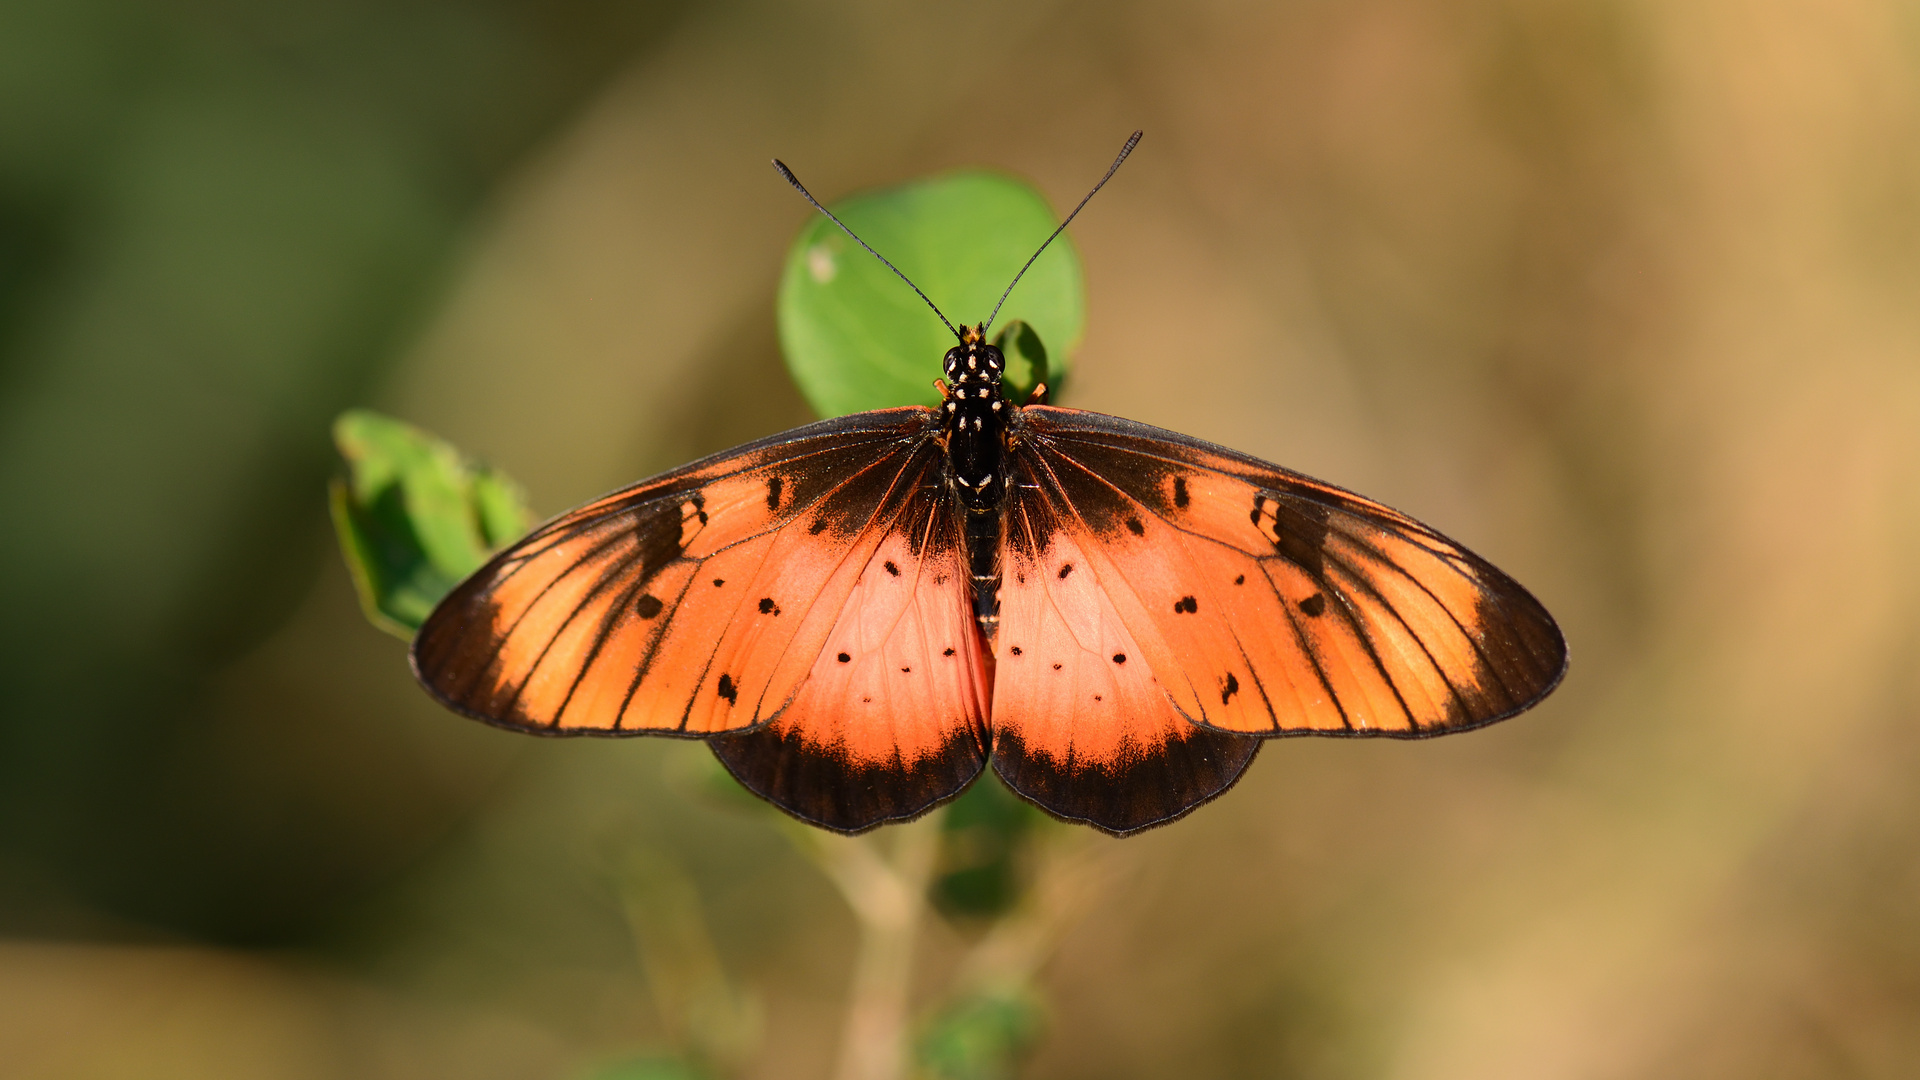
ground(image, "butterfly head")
xmin=942 ymin=325 xmax=1005 ymax=395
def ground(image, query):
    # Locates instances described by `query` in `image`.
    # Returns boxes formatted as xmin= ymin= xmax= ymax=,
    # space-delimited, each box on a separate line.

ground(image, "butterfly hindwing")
xmin=1009 ymin=407 xmax=1567 ymax=738
xmin=990 ymin=476 xmax=1262 ymax=835
xmin=711 ymin=463 xmax=990 ymax=832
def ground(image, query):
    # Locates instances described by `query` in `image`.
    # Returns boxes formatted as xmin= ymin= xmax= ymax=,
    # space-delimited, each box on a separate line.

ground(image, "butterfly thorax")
xmin=941 ymin=326 xmax=1010 ymax=640
xmin=941 ymin=328 xmax=1009 ymax=505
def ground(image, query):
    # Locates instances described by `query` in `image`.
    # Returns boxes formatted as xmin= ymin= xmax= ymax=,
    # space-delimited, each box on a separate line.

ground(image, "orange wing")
xmin=412 ymin=408 xmax=990 ymax=832
xmin=991 ymin=488 xmax=1261 ymax=834
xmin=989 ymin=407 xmax=1566 ymax=833
xmin=1009 ymin=407 xmax=1567 ymax=735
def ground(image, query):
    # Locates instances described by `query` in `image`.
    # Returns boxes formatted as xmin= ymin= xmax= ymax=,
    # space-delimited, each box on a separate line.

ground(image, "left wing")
xmin=411 ymin=408 xmax=990 ymax=832
xmin=709 ymin=464 xmax=992 ymax=832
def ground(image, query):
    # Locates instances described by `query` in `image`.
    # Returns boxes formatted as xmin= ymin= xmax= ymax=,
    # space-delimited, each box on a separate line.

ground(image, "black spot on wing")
xmin=1113 ymin=653 xmax=1126 ymax=664
xmin=634 ymin=594 xmax=664 ymax=619
xmin=1221 ymin=672 xmax=1239 ymax=704
xmin=943 ymin=647 xmax=956 ymax=657
xmin=1174 ymin=595 xmax=1198 ymax=614
xmin=1126 ymin=517 xmax=1145 ymax=536
xmin=716 ymin=674 xmax=737 ymax=705
xmin=1299 ymin=593 xmax=1326 ymax=617
xmin=1058 ymin=563 xmax=1073 ymax=579
xmin=838 ymin=652 xmax=851 ymax=663
xmin=883 ymin=560 xmax=900 ymax=577
xmin=766 ymin=474 xmax=783 ymax=511
xmin=758 ymin=597 xmax=780 ymax=615
xmin=1173 ymin=475 xmax=1190 ymax=508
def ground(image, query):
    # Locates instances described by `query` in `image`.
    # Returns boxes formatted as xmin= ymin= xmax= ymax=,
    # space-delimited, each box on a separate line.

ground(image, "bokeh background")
xmin=4 ymin=0 xmax=1920 ymax=1076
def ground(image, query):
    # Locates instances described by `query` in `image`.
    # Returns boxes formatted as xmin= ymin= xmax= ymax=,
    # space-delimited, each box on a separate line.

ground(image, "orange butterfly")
xmin=411 ymin=133 xmax=1566 ymax=835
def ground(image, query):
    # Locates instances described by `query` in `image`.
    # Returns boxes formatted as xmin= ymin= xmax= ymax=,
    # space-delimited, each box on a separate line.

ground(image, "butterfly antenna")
xmin=773 ymin=159 xmax=962 ymax=343
xmin=983 ymin=130 xmax=1142 ymax=335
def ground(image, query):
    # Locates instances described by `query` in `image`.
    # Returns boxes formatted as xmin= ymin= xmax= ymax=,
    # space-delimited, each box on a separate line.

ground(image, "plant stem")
xmin=953 ymin=832 xmax=1120 ymax=994
xmin=787 ymin=812 xmax=945 ymax=1080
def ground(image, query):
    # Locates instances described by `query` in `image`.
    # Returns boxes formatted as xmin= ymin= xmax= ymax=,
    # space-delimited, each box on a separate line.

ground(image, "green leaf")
xmin=915 ymin=988 xmax=1047 ymax=1080
xmin=778 ymin=171 xmax=1084 ymax=417
xmin=930 ymin=774 xmax=1046 ymax=921
xmin=991 ymin=319 xmax=1057 ymax=404
xmin=329 ymin=409 xmax=534 ymax=637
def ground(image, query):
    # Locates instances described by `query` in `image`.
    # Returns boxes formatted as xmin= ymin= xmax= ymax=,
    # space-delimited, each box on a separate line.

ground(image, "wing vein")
xmin=1019 ymin=445 xmax=1220 ymax=719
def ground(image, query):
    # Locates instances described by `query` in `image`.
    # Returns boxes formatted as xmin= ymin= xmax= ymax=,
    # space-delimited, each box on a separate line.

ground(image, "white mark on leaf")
xmin=808 ymin=244 xmax=836 ymax=284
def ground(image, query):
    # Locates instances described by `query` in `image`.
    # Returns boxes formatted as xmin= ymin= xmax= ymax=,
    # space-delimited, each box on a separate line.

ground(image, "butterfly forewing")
xmin=417 ymin=412 xmax=930 ymax=725
xmin=1007 ymin=407 xmax=1567 ymax=739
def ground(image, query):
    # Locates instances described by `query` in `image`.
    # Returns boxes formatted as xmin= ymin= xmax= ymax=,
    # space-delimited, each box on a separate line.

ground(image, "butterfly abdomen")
xmin=943 ymin=326 xmax=1011 ymax=641
xmin=964 ymin=505 xmax=1003 ymax=640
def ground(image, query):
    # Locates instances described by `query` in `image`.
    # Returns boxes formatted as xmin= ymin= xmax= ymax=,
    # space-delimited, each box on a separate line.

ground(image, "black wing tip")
xmin=1175 ymin=623 xmax=1569 ymax=743
xmin=409 ymin=599 xmax=748 ymax=742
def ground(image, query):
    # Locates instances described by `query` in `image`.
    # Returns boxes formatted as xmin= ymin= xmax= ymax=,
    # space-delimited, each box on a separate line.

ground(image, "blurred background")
xmin=3 ymin=0 xmax=1919 ymax=1076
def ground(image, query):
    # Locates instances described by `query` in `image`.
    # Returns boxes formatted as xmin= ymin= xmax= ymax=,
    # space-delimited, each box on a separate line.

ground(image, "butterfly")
xmin=410 ymin=132 xmax=1567 ymax=836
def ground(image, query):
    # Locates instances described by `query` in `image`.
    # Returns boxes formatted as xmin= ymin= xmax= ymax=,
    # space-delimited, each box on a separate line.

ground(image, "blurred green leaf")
xmin=328 ymin=408 xmax=533 ymax=637
xmin=991 ymin=319 xmax=1057 ymax=404
xmin=931 ymin=774 xmax=1046 ymax=920
xmin=472 ymin=466 xmax=535 ymax=550
xmin=778 ymin=171 xmax=1084 ymax=417
xmin=915 ymin=987 xmax=1047 ymax=1080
